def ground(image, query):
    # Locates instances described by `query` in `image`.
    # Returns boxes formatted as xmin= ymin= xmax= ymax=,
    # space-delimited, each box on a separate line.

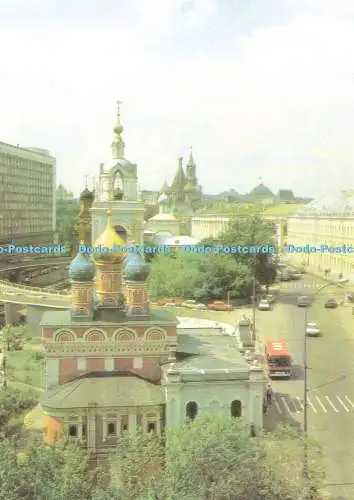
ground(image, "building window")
xmin=77 ymin=358 xmax=86 ymax=371
xmin=133 ymin=357 xmax=143 ymax=369
xmin=185 ymin=401 xmax=198 ymax=421
xmin=147 ymin=422 xmax=156 ymax=433
xmin=104 ymin=358 xmax=114 ymax=371
xmin=122 ymin=424 xmax=128 ymax=431
xmin=107 ymin=422 xmax=116 ymax=436
xmin=82 ymin=425 xmax=86 ymax=437
xmin=68 ymin=425 xmax=78 ymax=437
xmin=231 ymin=400 xmax=242 ymax=418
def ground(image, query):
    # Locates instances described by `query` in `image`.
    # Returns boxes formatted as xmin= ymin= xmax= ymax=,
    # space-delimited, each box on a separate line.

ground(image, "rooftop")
xmin=293 ymin=192 xmax=354 ymax=216
xmin=41 ymin=372 xmax=164 ymax=410
xmin=174 ymin=332 xmax=250 ymax=379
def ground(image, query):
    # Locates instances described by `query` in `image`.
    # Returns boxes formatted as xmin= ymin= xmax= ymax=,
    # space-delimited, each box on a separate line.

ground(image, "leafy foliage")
xmin=0 ymin=438 xmax=105 ymax=500
xmin=0 ymin=325 xmax=29 ymax=351
xmin=149 ymin=210 xmax=277 ymax=301
xmin=103 ymin=415 xmax=325 ymax=500
xmin=56 ymin=199 xmax=79 ymax=244
xmin=0 ymin=388 xmax=37 ymax=432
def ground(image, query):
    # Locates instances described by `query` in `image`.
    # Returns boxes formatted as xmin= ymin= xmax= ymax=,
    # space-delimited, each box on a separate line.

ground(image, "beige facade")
xmin=287 ymin=215 xmax=354 ymax=277
xmin=0 ymin=142 xmax=56 ymax=246
xmin=286 ymin=193 xmax=354 ymax=279
xmin=190 ymin=215 xmax=287 ymax=248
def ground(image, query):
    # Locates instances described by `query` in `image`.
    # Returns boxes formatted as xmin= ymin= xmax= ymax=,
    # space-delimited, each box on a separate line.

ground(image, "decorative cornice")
xmin=43 ymin=340 xmax=171 ymax=357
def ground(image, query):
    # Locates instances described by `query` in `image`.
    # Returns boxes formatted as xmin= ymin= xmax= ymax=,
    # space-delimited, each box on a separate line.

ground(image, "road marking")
xmin=315 ymin=396 xmax=327 ymax=412
xmin=307 ymin=397 xmax=317 ymax=413
xmin=274 ymin=398 xmax=282 ymax=414
xmin=296 ymin=397 xmax=304 ymax=411
xmin=336 ymin=396 xmax=349 ymax=412
xmin=345 ymin=396 xmax=354 ymax=409
xmin=280 ymin=396 xmax=292 ymax=414
xmin=325 ymin=396 xmax=339 ymax=412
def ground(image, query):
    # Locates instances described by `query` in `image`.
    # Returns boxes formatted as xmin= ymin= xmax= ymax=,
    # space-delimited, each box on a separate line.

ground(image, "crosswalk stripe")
xmin=280 ymin=397 xmax=292 ymax=414
xmin=307 ymin=397 xmax=317 ymax=412
xmin=274 ymin=399 xmax=282 ymax=414
xmin=345 ymin=396 xmax=354 ymax=409
xmin=336 ymin=396 xmax=349 ymax=412
xmin=315 ymin=396 xmax=327 ymax=412
xmin=296 ymin=397 xmax=304 ymax=411
xmin=325 ymin=396 xmax=339 ymax=412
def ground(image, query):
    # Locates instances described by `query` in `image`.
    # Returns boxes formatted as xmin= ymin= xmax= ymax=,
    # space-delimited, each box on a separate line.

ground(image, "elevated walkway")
xmin=0 ymin=280 xmax=70 ymax=307
xmin=0 ymin=256 xmax=70 ymax=273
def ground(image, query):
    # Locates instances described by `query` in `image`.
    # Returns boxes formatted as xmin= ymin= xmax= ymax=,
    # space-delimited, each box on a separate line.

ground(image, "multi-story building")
xmin=287 ymin=192 xmax=354 ymax=280
xmin=0 ymin=142 xmax=56 ymax=247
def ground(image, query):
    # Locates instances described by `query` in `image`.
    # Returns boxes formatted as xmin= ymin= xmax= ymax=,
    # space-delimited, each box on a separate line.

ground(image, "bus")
xmin=265 ymin=340 xmax=292 ymax=379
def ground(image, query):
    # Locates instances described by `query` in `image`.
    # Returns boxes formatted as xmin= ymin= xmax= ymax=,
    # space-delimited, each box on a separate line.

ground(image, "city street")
xmin=258 ymin=274 xmax=354 ymax=499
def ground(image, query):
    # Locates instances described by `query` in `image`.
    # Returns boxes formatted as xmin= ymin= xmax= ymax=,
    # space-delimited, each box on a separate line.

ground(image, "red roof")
xmin=266 ymin=340 xmax=290 ymax=357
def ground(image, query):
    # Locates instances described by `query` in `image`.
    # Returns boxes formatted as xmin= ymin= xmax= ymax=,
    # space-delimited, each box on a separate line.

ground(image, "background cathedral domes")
xmin=158 ymin=192 xmax=169 ymax=204
xmin=123 ymin=252 xmax=150 ymax=282
xmin=68 ymin=253 xmax=96 ymax=282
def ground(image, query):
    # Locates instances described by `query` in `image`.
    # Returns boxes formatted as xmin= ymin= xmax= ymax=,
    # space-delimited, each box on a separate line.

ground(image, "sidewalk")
xmin=288 ymin=260 xmax=354 ymax=289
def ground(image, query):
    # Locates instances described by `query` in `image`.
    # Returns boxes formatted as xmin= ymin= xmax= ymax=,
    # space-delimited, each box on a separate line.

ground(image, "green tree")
xmin=102 ymin=430 xmax=165 ymax=499
xmin=148 ymin=252 xmax=204 ymax=300
xmin=56 ymin=200 xmax=79 ymax=244
xmin=0 ymin=438 xmax=105 ymax=500
xmin=218 ymin=210 xmax=277 ymax=289
xmin=194 ymin=255 xmax=252 ymax=301
xmin=0 ymin=325 xmax=29 ymax=351
xmin=104 ymin=415 xmax=325 ymax=500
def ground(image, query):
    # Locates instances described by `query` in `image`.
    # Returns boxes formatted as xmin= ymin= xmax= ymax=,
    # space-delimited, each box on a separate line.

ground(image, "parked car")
xmin=265 ymin=294 xmax=275 ymax=304
xmin=258 ymin=299 xmax=271 ymax=311
xmin=208 ymin=301 xmax=233 ymax=311
xmin=195 ymin=303 xmax=207 ymax=310
xmin=297 ymin=295 xmax=311 ymax=307
xmin=324 ymin=298 xmax=338 ymax=309
xmin=289 ymin=271 xmax=302 ymax=280
xmin=279 ymin=270 xmax=290 ymax=281
xmin=306 ymin=322 xmax=321 ymax=336
xmin=181 ymin=300 xmax=197 ymax=308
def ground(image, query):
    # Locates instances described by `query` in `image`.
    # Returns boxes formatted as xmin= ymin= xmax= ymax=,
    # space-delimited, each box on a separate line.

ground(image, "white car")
xmin=258 ymin=299 xmax=271 ymax=311
xmin=195 ymin=303 xmax=207 ymax=310
xmin=164 ymin=302 xmax=176 ymax=307
xmin=306 ymin=322 xmax=321 ymax=336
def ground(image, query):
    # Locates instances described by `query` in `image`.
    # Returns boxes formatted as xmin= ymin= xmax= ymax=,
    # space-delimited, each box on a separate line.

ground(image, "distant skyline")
xmin=1 ymin=1 xmax=354 ymax=197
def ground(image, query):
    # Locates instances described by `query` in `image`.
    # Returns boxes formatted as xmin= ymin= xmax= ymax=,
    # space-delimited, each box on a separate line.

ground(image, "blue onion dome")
xmin=68 ymin=249 xmax=96 ymax=282
xmin=123 ymin=250 xmax=150 ymax=282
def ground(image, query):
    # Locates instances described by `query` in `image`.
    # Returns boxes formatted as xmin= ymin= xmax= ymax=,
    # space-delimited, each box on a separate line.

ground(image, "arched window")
xmin=231 ymin=400 xmax=242 ymax=418
xmin=186 ymin=401 xmax=198 ymax=421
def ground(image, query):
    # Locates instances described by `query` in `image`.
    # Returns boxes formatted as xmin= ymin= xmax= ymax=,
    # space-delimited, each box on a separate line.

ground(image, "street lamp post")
xmin=252 ymin=276 xmax=256 ymax=340
xmin=303 ymin=304 xmax=309 ymax=484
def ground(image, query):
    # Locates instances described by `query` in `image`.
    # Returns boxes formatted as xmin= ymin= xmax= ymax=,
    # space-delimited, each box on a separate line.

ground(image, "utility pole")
xmin=252 ymin=275 xmax=256 ymax=340
xmin=303 ymin=305 xmax=309 ymax=484
xmin=0 ymin=329 xmax=7 ymax=390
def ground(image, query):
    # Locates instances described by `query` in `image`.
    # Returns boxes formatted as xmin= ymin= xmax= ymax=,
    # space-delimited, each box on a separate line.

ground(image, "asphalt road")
xmin=257 ymin=274 xmax=354 ymax=499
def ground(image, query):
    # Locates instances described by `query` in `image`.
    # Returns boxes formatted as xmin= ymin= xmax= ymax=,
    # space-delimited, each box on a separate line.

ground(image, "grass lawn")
xmin=7 ymin=341 xmax=44 ymax=390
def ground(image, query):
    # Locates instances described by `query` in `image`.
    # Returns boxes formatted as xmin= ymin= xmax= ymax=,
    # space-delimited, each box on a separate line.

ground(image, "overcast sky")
xmin=1 ymin=0 xmax=354 ymax=197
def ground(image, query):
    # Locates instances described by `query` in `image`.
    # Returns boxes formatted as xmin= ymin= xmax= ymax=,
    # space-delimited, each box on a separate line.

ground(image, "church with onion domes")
xmin=40 ymin=102 xmax=266 ymax=455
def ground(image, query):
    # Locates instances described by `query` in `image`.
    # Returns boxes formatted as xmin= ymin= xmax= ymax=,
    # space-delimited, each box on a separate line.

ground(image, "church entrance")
xmin=114 ymin=225 xmax=127 ymax=243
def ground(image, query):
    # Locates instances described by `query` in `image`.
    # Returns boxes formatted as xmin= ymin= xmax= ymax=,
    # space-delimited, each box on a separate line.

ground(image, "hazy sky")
xmin=1 ymin=0 xmax=354 ymax=197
